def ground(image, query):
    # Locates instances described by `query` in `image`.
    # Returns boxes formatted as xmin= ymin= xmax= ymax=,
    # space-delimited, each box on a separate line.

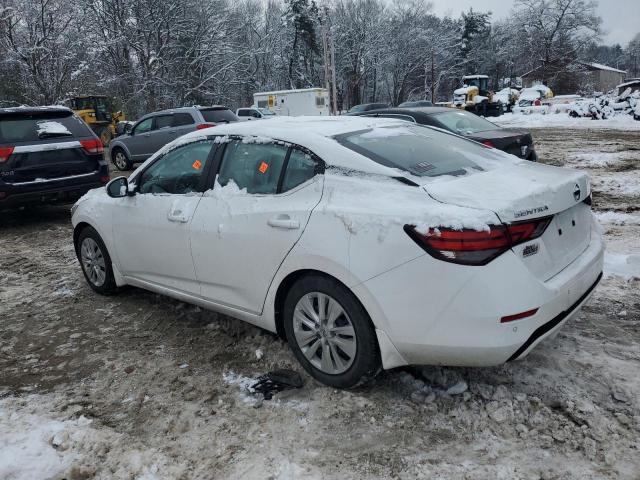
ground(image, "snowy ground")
xmin=1 ymin=125 xmax=639 ymax=479
xmin=493 ymin=111 xmax=640 ymax=131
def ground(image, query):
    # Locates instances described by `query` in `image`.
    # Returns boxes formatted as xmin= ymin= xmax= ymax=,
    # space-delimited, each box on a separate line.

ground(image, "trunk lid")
xmin=469 ymin=130 xmax=533 ymax=159
xmin=424 ymin=162 xmax=593 ymax=280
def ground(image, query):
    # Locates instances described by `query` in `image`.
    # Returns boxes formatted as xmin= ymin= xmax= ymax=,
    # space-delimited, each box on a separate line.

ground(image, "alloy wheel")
xmin=293 ymin=292 xmax=357 ymax=375
xmin=114 ymin=151 xmax=128 ymax=170
xmin=80 ymin=237 xmax=106 ymax=287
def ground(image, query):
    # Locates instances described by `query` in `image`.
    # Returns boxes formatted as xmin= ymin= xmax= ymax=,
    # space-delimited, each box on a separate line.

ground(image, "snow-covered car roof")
xmin=0 ymin=105 xmax=72 ymax=115
xmin=171 ymin=116 xmax=416 ymax=177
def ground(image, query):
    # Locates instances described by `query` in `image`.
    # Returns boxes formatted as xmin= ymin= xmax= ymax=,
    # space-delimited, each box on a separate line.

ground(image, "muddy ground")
xmin=0 ymin=128 xmax=639 ymax=479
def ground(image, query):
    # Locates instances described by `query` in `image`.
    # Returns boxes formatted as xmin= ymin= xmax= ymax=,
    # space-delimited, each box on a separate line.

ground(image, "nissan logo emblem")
xmin=573 ymin=183 xmax=581 ymax=202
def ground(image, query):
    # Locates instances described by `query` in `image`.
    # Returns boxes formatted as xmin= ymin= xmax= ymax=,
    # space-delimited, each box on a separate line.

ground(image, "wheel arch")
xmin=110 ymin=143 xmax=130 ymax=162
xmin=73 ymin=221 xmax=93 ymax=254
xmin=272 ymin=269 xmax=378 ymax=353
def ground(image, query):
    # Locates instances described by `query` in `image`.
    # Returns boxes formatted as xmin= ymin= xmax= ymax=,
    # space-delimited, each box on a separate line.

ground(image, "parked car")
xmin=72 ymin=116 xmax=602 ymax=388
xmin=398 ymin=100 xmax=433 ymax=107
xmin=347 ymin=103 xmax=389 ymax=113
xmin=236 ymin=107 xmax=276 ymax=121
xmin=109 ymin=106 xmax=238 ymax=171
xmin=353 ymin=107 xmax=538 ymax=161
xmin=0 ymin=106 xmax=108 ymax=209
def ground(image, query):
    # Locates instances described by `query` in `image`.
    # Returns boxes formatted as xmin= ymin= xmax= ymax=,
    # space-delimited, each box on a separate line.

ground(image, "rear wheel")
xmin=283 ymin=275 xmax=380 ymax=388
xmin=112 ymin=148 xmax=132 ymax=171
xmin=76 ymin=226 xmax=118 ymax=295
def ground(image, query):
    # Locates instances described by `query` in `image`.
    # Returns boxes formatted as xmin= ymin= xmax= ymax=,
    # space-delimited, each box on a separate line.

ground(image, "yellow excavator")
xmin=68 ymin=95 xmax=126 ymax=145
xmin=452 ymin=75 xmax=502 ymax=116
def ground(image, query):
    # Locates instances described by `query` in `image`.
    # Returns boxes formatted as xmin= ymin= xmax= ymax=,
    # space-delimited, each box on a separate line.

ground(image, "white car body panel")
xmin=72 ymin=116 xmax=604 ymax=372
xmin=190 ymin=176 xmax=324 ymax=315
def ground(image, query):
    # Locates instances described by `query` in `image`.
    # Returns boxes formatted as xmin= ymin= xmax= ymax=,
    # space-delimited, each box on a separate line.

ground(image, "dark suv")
xmin=0 ymin=106 xmax=108 ymax=208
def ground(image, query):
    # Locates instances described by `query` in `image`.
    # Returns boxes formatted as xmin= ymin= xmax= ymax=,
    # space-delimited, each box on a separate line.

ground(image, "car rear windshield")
xmin=0 ymin=111 xmax=92 ymax=144
xmin=431 ymin=111 xmax=497 ymax=135
xmin=199 ymin=108 xmax=238 ymax=123
xmin=334 ymin=124 xmax=507 ymax=178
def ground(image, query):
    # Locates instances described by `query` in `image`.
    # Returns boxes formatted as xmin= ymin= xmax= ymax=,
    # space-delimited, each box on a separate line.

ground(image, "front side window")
xmin=133 ymin=117 xmax=153 ymax=135
xmin=218 ymin=140 xmax=287 ymax=194
xmin=138 ymin=140 xmax=213 ymax=194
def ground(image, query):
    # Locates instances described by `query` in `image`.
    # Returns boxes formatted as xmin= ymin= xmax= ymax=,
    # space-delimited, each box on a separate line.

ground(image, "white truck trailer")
xmin=253 ymin=88 xmax=330 ymax=116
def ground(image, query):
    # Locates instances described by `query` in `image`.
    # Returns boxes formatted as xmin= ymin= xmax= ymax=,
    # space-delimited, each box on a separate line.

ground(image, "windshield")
xmin=431 ymin=111 xmax=497 ymax=135
xmin=334 ymin=124 xmax=507 ymax=178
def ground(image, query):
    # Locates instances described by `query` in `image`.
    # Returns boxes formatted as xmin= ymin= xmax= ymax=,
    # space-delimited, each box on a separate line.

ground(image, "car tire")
xmin=283 ymin=275 xmax=380 ymax=388
xmin=112 ymin=148 xmax=132 ymax=171
xmin=76 ymin=226 xmax=118 ymax=295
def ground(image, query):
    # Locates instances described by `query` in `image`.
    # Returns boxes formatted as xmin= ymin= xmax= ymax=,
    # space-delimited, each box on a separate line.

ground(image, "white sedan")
xmin=72 ymin=117 xmax=604 ymax=388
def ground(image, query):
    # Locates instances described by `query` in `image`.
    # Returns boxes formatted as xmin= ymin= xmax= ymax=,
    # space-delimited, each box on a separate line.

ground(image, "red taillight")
xmin=196 ymin=123 xmax=215 ymax=130
xmin=100 ymin=175 xmax=110 ymax=184
xmin=80 ymin=139 xmax=104 ymax=154
xmin=404 ymin=217 xmax=551 ymax=266
xmin=0 ymin=146 xmax=14 ymax=163
xmin=482 ymin=140 xmax=494 ymax=148
xmin=501 ymin=308 xmax=539 ymax=323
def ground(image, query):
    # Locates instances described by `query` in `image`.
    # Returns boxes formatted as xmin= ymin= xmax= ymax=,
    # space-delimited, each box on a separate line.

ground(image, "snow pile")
xmin=0 ymin=403 xmax=82 ymax=480
xmin=493 ymin=112 xmax=640 ymax=130
xmin=35 ymin=121 xmax=71 ymax=136
xmin=0 ymin=395 xmax=187 ymax=479
xmin=595 ymin=211 xmax=640 ymax=226
xmin=604 ymin=252 xmax=640 ymax=280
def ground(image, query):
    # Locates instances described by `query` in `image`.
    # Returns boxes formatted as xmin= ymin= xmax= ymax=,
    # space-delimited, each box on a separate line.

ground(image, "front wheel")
xmin=112 ymin=148 xmax=132 ymax=171
xmin=283 ymin=275 xmax=380 ymax=388
xmin=76 ymin=226 xmax=118 ymax=295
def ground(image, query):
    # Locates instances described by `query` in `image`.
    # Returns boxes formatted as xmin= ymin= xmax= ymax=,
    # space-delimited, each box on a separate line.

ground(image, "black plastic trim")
xmin=506 ymin=272 xmax=603 ymax=362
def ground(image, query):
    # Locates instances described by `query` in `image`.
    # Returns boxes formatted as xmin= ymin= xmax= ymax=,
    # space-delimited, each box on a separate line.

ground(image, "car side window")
xmin=155 ymin=115 xmax=173 ymax=130
xmin=173 ymin=113 xmax=194 ymax=126
xmin=218 ymin=140 xmax=287 ymax=194
xmin=138 ymin=140 xmax=213 ymax=195
xmin=282 ymin=149 xmax=318 ymax=192
xmin=133 ymin=117 xmax=153 ymax=135
xmin=237 ymin=109 xmax=248 ymax=117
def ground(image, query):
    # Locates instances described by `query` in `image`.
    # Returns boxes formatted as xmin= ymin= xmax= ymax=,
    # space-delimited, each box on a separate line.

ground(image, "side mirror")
xmin=106 ymin=176 xmax=133 ymax=198
xmin=125 ymin=123 xmax=133 ymax=134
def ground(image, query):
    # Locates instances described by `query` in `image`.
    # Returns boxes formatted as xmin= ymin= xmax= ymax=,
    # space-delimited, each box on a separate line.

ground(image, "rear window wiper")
xmin=38 ymin=132 xmax=73 ymax=139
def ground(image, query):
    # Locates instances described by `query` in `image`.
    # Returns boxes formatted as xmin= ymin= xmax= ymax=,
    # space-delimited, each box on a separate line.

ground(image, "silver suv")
xmin=109 ymin=106 xmax=238 ymax=171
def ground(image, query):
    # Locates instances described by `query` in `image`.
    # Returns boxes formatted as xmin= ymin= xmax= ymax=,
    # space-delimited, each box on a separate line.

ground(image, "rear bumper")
xmin=354 ymin=218 xmax=605 ymax=368
xmin=0 ymin=172 xmax=106 ymax=208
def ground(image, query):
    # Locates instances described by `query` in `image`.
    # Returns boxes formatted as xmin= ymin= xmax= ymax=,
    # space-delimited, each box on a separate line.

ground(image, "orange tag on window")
xmin=258 ymin=161 xmax=269 ymax=174
xmin=192 ymin=159 xmax=202 ymax=170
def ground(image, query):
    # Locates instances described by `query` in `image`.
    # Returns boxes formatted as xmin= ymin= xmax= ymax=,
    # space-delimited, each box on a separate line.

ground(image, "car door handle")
xmin=167 ymin=209 xmax=189 ymax=223
xmin=268 ymin=214 xmax=299 ymax=229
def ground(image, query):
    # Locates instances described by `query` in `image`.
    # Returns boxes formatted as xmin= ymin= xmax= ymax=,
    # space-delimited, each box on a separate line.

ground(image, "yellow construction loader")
xmin=69 ymin=95 xmax=126 ymax=145
xmin=452 ymin=75 xmax=502 ymax=116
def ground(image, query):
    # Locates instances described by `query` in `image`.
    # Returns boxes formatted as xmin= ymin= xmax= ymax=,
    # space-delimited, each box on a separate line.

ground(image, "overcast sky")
xmin=430 ymin=0 xmax=639 ymax=46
